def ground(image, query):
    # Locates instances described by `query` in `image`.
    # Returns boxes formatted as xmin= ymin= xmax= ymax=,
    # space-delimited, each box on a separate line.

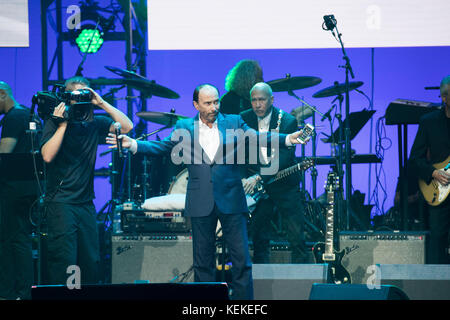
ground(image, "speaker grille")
xmin=339 ymin=231 xmax=427 ymax=284
xmin=111 ymin=235 xmax=194 ymax=284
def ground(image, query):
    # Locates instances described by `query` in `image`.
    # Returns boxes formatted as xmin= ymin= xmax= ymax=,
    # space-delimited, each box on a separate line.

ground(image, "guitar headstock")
xmin=300 ymin=158 xmax=314 ymax=171
xmin=325 ymin=171 xmax=339 ymax=193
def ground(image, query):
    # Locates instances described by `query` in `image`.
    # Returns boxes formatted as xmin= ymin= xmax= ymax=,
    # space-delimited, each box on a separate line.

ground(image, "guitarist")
xmin=241 ymin=82 xmax=309 ymax=263
xmin=409 ymin=75 xmax=450 ymax=264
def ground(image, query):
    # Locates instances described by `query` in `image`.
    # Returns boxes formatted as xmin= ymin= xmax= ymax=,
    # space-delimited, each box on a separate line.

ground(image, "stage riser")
xmin=252 ymin=264 xmax=329 ymax=300
xmin=378 ymin=264 xmax=450 ymax=300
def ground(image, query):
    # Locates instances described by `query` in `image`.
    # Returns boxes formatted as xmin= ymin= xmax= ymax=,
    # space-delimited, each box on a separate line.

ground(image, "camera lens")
xmin=70 ymin=89 xmax=92 ymax=102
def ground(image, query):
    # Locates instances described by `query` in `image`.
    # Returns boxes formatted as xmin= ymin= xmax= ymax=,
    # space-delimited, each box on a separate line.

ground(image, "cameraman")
xmin=40 ymin=76 xmax=132 ymax=285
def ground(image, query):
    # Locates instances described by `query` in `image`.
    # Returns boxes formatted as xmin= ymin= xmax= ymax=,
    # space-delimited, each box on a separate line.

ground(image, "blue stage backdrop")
xmin=1 ymin=1 xmax=449 ymax=223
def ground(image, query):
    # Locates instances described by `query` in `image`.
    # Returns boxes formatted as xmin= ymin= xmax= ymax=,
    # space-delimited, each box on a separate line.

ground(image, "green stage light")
xmin=75 ymin=29 xmax=104 ymax=53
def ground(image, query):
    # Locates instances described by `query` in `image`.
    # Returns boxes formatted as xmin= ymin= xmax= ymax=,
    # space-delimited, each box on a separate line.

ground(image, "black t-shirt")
xmin=0 ymin=105 xmax=42 ymax=197
xmin=447 ymin=116 xmax=450 ymax=140
xmin=0 ymin=105 xmax=41 ymax=153
xmin=40 ymin=115 xmax=113 ymax=204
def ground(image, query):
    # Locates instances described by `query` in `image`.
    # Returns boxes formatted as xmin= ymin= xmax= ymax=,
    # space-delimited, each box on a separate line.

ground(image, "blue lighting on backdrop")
xmin=1 ymin=1 xmax=449 ymax=222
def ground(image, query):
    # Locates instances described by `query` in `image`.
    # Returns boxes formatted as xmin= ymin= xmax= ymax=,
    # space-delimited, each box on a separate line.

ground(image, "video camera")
xmin=33 ymin=85 xmax=93 ymax=122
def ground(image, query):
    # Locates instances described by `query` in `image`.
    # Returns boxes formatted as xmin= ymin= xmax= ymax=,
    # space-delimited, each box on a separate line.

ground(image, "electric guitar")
xmin=246 ymin=123 xmax=315 ymax=203
xmin=418 ymin=155 xmax=450 ymax=206
xmin=247 ymin=158 xmax=314 ymax=203
xmin=312 ymin=171 xmax=351 ymax=284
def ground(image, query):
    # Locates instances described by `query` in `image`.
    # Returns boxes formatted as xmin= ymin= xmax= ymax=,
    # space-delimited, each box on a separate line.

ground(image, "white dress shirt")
xmin=198 ymin=118 xmax=220 ymax=162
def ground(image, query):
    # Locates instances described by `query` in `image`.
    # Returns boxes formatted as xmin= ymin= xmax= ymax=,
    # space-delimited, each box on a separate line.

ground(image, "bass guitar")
xmin=418 ymin=155 xmax=450 ymax=206
xmin=312 ymin=171 xmax=351 ymax=284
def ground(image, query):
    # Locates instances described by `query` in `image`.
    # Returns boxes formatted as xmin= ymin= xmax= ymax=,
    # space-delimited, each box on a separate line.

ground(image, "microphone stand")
xmin=330 ymin=18 xmax=355 ymax=231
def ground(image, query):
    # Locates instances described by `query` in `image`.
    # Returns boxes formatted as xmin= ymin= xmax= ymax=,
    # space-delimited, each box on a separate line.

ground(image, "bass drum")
xmin=167 ymin=168 xmax=256 ymax=215
xmin=168 ymin=168 xmax=189 ymax=194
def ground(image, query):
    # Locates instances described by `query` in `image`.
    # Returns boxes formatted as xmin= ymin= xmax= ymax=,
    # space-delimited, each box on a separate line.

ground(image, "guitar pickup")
xmin=322 ymin=253 xmax=336 ymax=261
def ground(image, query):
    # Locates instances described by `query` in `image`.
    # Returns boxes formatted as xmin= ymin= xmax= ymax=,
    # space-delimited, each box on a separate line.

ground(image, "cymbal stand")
xmin=135 ymin=126 xmax=171 ymax=200
xmin=288 ymin=89 xmax=324 ymax=199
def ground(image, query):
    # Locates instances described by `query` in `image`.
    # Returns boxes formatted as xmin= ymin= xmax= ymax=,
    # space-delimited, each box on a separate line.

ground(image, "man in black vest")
xmin=241 ymin=82 xmax=308 ymax=263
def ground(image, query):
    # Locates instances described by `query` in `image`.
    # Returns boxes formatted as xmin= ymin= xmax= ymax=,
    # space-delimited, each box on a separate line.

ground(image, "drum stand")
xmin=287 ymin=89 xmax=325 ymax=199
xmin=134 ymin=126 xmax=171 ymax=201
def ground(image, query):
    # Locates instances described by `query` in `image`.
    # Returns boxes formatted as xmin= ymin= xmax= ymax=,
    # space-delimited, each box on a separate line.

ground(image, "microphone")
xmin=113 ymin=122 xmax=124 ymax=158
xmin=323 ymin=15 xmax=336 ymax=31
xmin=321 ymin=105 xmax=336 ymax=122
xmin=29 ymin=95 xmax=38 ymax=131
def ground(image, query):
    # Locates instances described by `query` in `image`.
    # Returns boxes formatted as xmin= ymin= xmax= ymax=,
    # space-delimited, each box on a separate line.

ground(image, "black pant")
xmin=428 ymin=198 xmax=450 ymax=264
xmin=250 ymin=186 xmax=306 ymax=263
xmin=44 ymin=201 xmax=99 ymax=285
xmin=190 ymin=205 xmax=253 ymax=300
xmin=0 ymin=194 xmax=35 ymax=300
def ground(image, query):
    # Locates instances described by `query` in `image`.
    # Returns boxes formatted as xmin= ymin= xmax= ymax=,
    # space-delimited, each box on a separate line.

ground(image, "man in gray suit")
xmin=106 ymin=84 xmax=309 ymax=299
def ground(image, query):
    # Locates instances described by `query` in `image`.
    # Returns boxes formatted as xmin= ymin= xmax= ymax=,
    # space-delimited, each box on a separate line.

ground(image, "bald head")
xmin=250 ymin=82 xmax=273 ymax=97
xmin=193 ymin=84 xmax=220 ymax=126
xmin=250 ymin=82 xmax=274 ymax=118
xmin=0 ymin=81 xmax=16 ymax=114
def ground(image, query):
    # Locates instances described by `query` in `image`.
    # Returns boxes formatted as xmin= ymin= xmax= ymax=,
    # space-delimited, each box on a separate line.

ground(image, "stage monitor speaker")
xmin=339 ymin=231 xmax=427 ymax=284
xmin=111 ymin=235 xmax=194 ymax=284
xmin=309 ymin=283 xmax=409 ymax=300
xmin=31 ymin=282 xmax=229 ymax=300
xmin=252 ymin=264 xmax=328 ymax=300
xmin=378 ymin=264 xmax=450 ymax=300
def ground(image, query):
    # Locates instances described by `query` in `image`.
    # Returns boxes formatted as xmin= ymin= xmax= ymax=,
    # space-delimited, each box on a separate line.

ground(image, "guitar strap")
xmin=267 ymin=110 xmax=283 ymax=162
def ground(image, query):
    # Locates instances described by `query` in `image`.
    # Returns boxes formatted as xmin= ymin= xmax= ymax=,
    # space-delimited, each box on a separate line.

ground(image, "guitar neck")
xmin=322 ymin=191 xmax=336 ymax=261
xmin=272 ymin=162 xmax=305 ymax=183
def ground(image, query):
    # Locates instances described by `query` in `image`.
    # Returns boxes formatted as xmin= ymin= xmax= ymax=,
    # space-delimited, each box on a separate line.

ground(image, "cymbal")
xmin=312 ymin=81 xmax=364 ymax=98
xmin=267 ymin=75 xmax=322 ymax=92
xmin=125 ymin=79 xmax=180 ymax=99
xmin=136 ymin=111 xmax=188 ymax=126
xmin=104 ymin=65 xmax=146 ymax=80
xmin=105 ymin=65 xmax=180 ymax=99
xmin=290 ymin=105 xmax=313 ymax=124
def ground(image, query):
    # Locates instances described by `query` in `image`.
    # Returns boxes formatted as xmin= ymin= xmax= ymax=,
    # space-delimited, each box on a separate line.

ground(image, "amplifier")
xmin=111 ymin=234 xmax=194 ymax=284
xmin=116 ymin=207 xmax=191 ymax=234
xmin=339 ymin=231 xmax=428 ymax=284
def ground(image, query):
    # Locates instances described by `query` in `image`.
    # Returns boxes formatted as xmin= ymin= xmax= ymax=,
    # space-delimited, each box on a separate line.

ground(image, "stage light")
xmin=67 ymin=0 xmax=116 ymax=54
xmin=75 ymin=28 xmax=104 ymax=53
